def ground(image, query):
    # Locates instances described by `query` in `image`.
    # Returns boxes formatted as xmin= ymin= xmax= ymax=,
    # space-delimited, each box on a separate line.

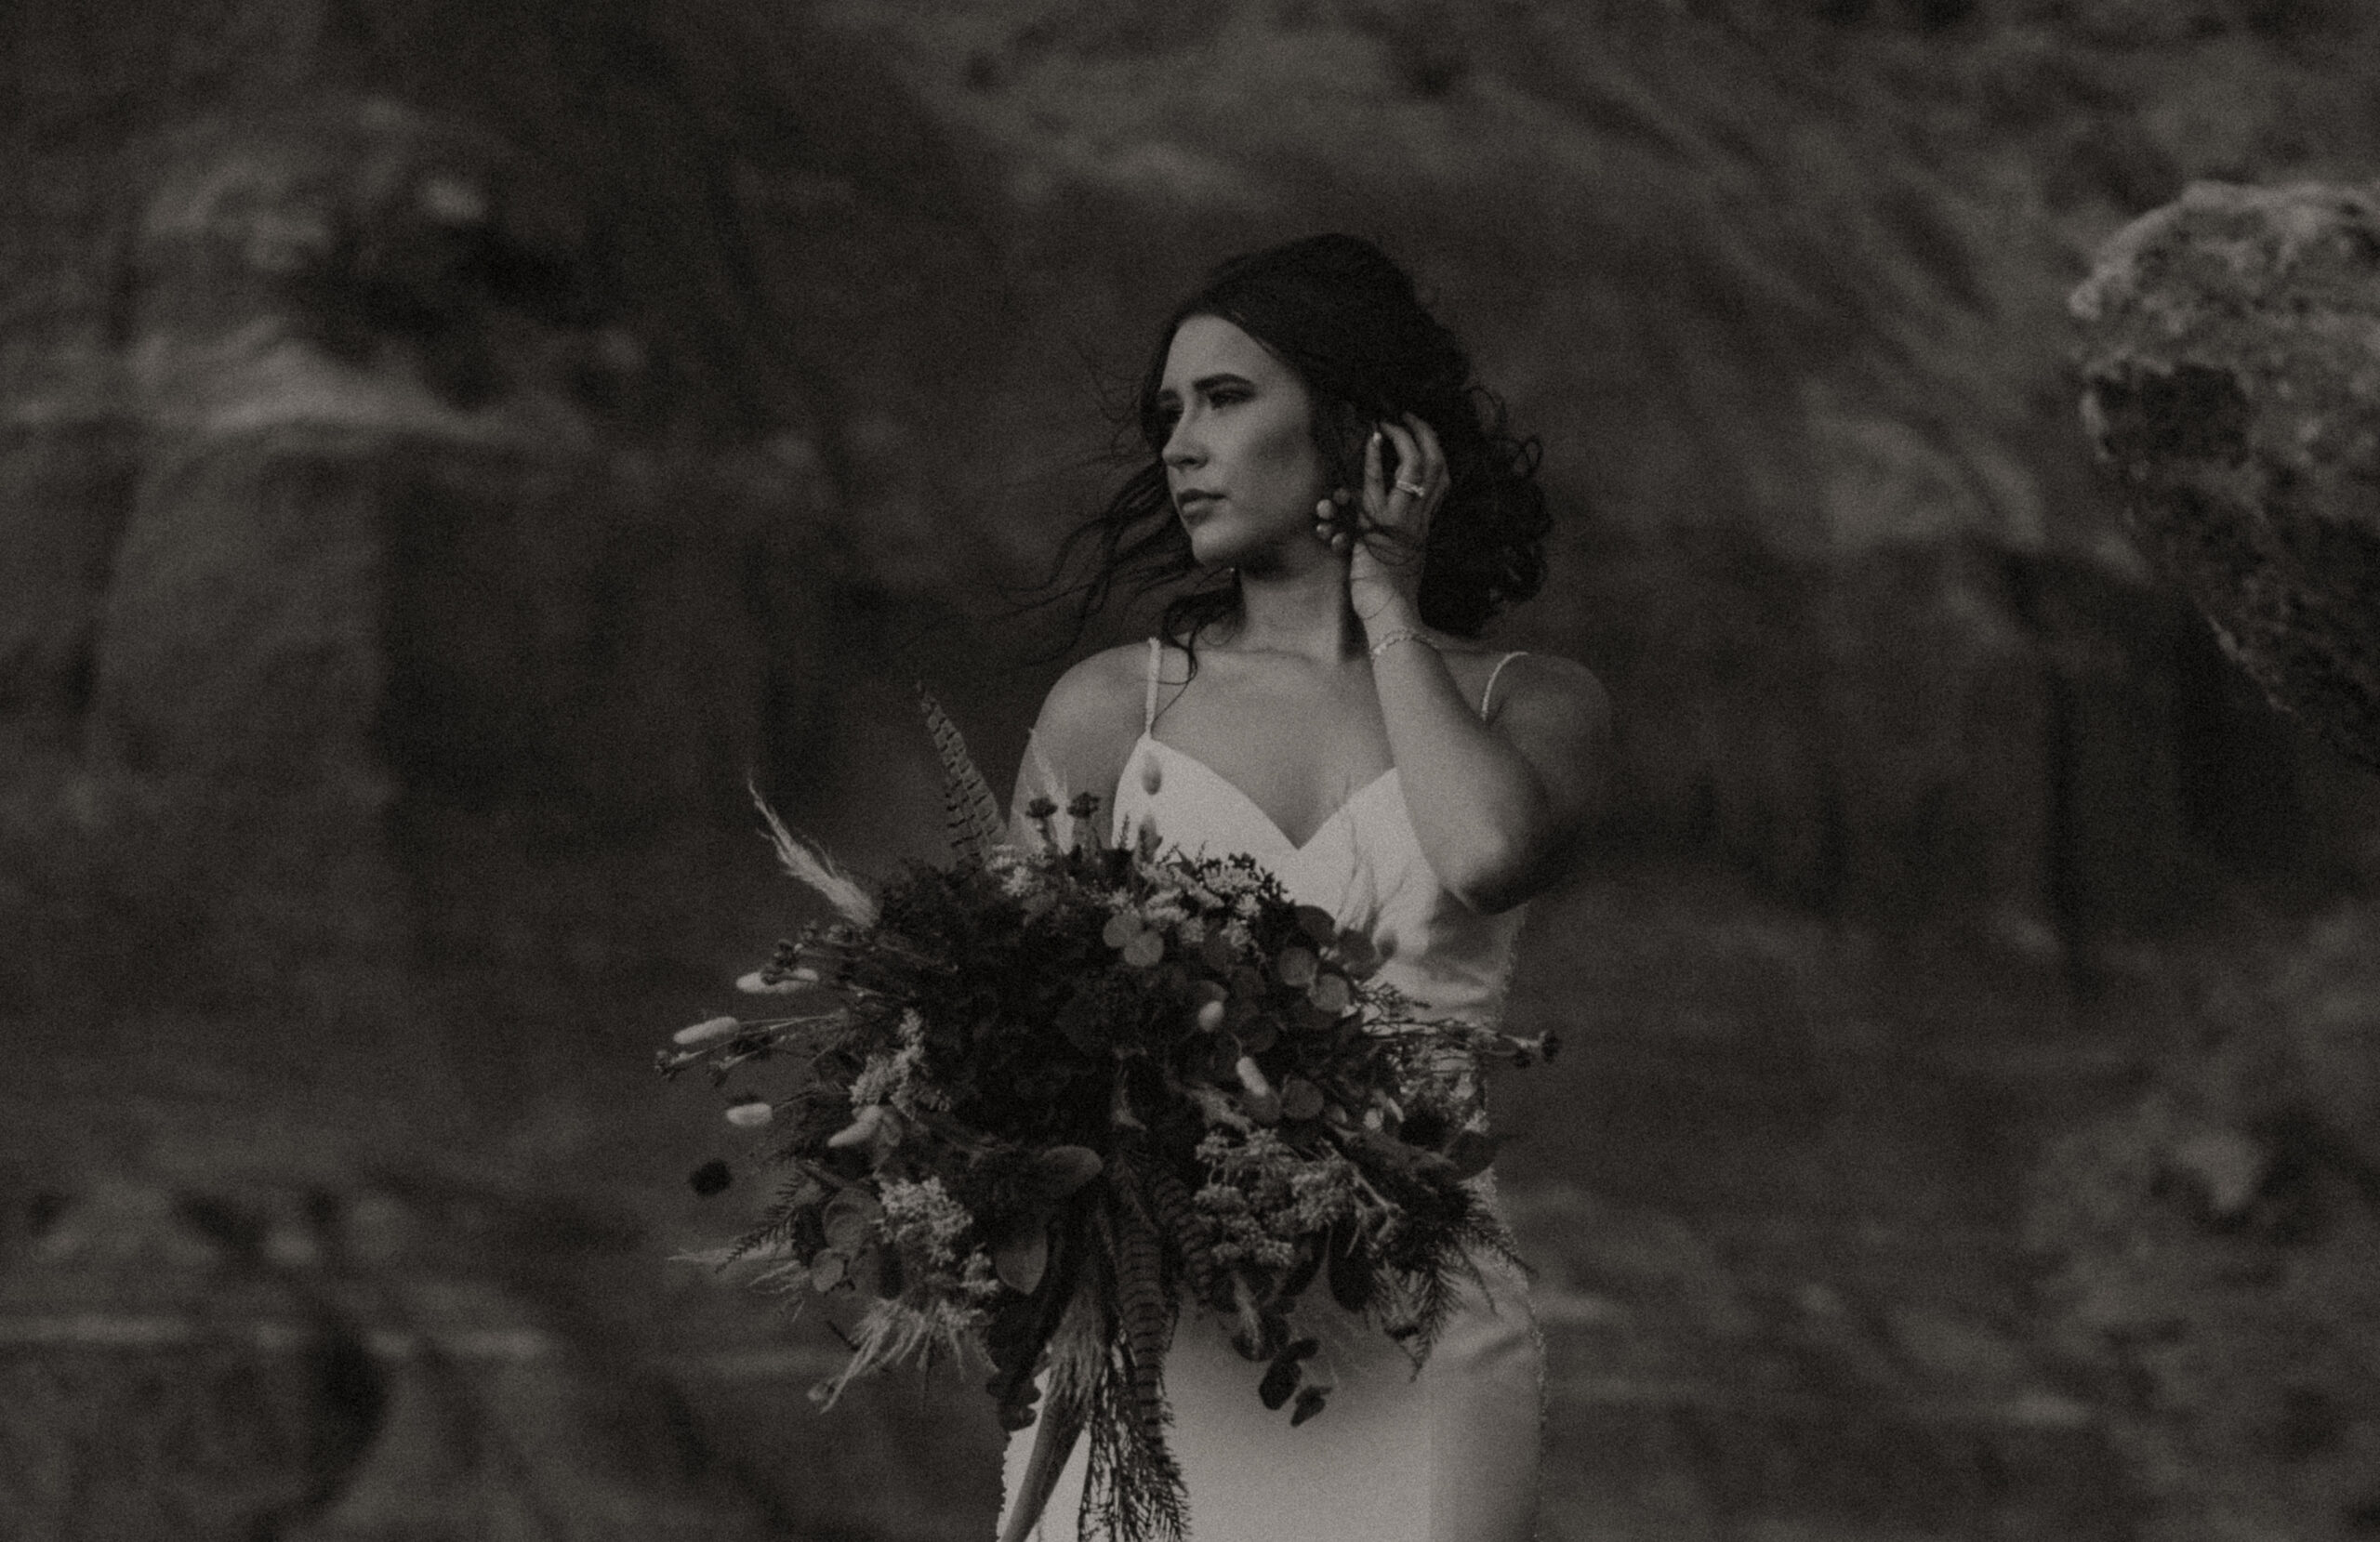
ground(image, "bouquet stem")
xmin=1001 ymin=1393 xmax=1090 ymax=1542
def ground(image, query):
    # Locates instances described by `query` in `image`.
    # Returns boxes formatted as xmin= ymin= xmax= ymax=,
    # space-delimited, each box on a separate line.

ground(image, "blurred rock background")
xmin=6 ymin=0 xmax=2380 ymax=1537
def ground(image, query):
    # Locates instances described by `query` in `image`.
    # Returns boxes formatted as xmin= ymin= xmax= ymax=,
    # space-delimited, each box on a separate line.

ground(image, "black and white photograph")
xmin=7 ymin=2 xmax=2380 ymax=1538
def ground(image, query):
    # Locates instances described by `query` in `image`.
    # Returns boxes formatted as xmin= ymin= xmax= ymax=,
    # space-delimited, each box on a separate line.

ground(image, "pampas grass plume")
xmin=750 ymin=781 xmax=878 ymax=927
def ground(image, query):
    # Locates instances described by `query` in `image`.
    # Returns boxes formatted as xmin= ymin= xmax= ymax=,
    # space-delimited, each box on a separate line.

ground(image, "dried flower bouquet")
xmin=660 ymin=696 xmax=1551 ymax=1542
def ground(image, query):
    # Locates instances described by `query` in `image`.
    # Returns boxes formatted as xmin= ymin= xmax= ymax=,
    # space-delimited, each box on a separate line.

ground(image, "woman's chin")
xmin=1185 ymin=527 xmax=1254 ymax=571
xmin=1186 ymin=521 xmax=1302 ymax=574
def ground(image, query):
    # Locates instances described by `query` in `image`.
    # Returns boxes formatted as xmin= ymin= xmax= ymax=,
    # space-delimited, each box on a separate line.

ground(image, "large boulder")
xmin=2073 ymin=180 xmax=2380 ymax=772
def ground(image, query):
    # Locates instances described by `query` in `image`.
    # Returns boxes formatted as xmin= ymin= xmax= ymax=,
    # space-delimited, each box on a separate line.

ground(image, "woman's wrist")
xmin=1355 ymin=589 xmax=1423 ymax=639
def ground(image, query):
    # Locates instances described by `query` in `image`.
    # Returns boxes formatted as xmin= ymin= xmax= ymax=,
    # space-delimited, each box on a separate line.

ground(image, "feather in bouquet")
xmin=658 ymin=692 xmax=1554 ymax=1542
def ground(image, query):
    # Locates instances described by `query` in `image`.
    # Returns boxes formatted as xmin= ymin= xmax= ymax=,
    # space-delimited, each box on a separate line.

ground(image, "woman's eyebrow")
xmin=1155 ymin=372 xmax=1256 ymax=409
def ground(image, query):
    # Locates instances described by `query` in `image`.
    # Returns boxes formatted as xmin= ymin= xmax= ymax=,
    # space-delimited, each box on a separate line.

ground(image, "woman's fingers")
xmin=1380 ymin=417 xmax=1422 ymax=505
xmin=1403 ymin=413 xmax=1447 ymax=495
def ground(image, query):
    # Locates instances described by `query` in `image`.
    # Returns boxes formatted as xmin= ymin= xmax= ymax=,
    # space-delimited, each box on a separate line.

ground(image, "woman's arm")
xmin=1352 ymin=417 xmax=1612 ymax=914
xmin=1369 ymin=626 xmax=1609 ymax=914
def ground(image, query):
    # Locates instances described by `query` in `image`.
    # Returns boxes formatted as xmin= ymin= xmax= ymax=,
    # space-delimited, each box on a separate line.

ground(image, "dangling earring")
xmin=1314 ymin=489 xmax=1354 ymax=553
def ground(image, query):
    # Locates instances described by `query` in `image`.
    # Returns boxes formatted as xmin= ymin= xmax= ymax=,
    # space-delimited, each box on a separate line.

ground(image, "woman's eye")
xmin=1207 ymin=388 xmax=1249 ymax=407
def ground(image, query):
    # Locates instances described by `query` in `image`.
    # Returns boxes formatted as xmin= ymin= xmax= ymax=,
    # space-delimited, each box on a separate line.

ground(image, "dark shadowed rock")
xmin=14 ymin=7 xmax=2380 ymax=1537
xmin=12 ymin=0 xmax=2380 ymax=1020
xmin=2074 ymin=180 xmax=2380 ymax=772
xmin=0 ymin=20 xmax=870 ymax=1008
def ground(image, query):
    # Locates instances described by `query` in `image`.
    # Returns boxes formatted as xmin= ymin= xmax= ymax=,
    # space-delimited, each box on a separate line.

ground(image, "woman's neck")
xmin=1225 ymin=555 xmax=1364 ymax=662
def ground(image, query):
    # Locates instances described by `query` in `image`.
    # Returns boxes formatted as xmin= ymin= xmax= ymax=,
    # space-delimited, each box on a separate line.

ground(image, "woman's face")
xmin=1155 ymin=314 xmax=1332 ymax=572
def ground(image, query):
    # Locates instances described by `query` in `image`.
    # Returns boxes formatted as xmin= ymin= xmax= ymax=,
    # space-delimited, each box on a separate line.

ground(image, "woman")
xmin=1002 ymin=234 xmax=1610 ymax=1542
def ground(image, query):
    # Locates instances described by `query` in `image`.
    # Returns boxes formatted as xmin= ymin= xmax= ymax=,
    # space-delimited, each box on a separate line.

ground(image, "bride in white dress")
xmin=1001 ymin=234 xmax=1610 ymax=1542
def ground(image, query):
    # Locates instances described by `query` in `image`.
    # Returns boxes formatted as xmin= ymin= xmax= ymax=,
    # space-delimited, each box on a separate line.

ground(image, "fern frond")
xmin=1081 ymin=1344 xmax=1188 ymax=1542
xmin=919 ymin=686 xmax=1009 ymax=861
xmin=750 ymin=782 xmax=878 ymax=926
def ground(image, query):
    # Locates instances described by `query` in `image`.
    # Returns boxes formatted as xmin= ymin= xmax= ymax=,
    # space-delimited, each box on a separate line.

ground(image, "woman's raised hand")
xmin=1316 ymin=413 xmax=1446 ymax=622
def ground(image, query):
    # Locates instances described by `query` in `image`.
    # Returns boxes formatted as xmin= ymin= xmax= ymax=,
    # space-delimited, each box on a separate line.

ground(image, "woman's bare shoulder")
xmin=1497 ymin=650 xmax=1606 ymax=709
xmin=1022 ymin=641 xmax=1152 ymax=801
xmin=1485 ymin=650 xmax=1612 ymax=751
xmin=1037 ymin=642 xmax=1150 ymax=732
xmin=1481 ymin=651 xmax=1612 ymax=838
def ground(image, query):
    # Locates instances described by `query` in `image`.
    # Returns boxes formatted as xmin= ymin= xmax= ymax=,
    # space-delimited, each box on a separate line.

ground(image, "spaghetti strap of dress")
xmin=1150 ymin=639 xmax=1520 ymax=723
xmin=1480 ymin=651 xmax=1527 ymax=719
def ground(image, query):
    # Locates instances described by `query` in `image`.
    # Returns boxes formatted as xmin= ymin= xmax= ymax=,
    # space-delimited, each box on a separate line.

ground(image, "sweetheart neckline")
xmin=1130 ymin=733 xmax=1401 ymax=856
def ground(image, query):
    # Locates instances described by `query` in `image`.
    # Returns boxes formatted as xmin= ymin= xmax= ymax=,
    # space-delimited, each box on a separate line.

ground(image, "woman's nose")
xmin=1162 ymin=414 xmax=1203 ymax=469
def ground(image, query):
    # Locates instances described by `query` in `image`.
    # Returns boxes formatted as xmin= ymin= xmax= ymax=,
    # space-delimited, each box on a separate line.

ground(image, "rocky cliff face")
xmin=13 ymin=7 xmax=2380 ymax=1538
xmin=5 ymin=0 xmax=2379 ymax=1017
xmin=2075 ymin=179 xmax=2380 ymax=772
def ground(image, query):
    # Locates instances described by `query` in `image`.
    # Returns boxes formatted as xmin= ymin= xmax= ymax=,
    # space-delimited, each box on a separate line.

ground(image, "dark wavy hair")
xmin=1038 ymin=233 xmax=1550 ymax=657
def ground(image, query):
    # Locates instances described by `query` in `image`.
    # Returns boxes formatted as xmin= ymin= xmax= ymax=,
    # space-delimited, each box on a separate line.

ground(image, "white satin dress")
xmin=998 ymin=639 xmax=1544 ymax=1542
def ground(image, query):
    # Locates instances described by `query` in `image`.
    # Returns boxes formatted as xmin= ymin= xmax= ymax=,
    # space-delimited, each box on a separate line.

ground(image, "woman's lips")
xmin=1176 ymin=491 xmax=1222 ymax=517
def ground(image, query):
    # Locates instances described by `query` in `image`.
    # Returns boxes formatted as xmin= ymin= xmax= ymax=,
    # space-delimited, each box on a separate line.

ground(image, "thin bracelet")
xmin=1368 ymin=626 xmax=1435 ymax=659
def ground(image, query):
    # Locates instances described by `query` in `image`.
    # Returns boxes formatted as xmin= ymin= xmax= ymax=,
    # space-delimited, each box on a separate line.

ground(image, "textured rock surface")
xmin=8 ymin=0 xmax=2380 ymax=1016
xmin=0 ymin=11 xmax=863 ymax=1010
xmin=2074 ymin=180 xmax=2380 ymax=771
xmin=9 ymin=3 xmax=2380 ymax=1538
xmin=2024 ymin=897 xmax=2380 ymax=1542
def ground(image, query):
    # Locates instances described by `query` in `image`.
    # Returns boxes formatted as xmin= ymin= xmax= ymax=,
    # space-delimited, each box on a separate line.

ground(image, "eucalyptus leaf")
xmin=993 ymin=1227 xmax=1050 ymax=1294
xmin=1276 ymin=946 xmax=1318 ymax=989
xmin=822 ymin=1191 xmax=880 ymax=1251
xmin=1445 ymin=1130 xmax=1502 ymax=1182
xmin=1030 ymin=1145 xmax=1104 ymax=1200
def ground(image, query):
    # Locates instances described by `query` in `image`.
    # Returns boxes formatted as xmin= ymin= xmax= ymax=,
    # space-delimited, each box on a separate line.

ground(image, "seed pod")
xmin=674 ymin=1015 xmax=742 ymax=1046
xmin=1234 ymin=1056 xmax=1273 ymax=1099
xmin=826 ymin=1103 xmax=888 ymax=1148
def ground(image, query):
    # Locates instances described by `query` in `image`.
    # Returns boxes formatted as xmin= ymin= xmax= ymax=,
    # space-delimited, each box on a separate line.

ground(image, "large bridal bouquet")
xmin=660 ymin=698 xmax=1552 ymax=1542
